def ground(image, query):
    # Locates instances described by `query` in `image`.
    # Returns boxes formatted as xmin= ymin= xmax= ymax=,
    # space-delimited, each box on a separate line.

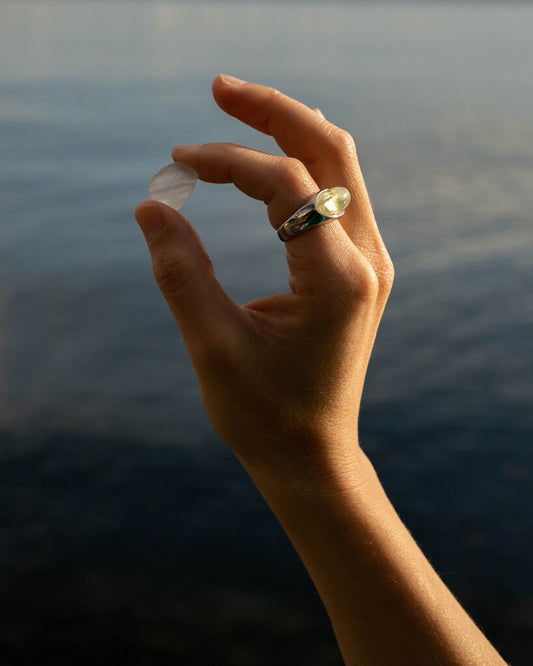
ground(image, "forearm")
xmin=241 ymin=442 xmax=506 ymax=666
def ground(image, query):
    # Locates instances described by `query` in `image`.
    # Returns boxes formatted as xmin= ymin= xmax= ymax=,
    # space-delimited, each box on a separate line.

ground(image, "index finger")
xmin=213 ymin=75 xmax=354 ymax=168
xmin=212 ymin=75 xmax=375 ymax=229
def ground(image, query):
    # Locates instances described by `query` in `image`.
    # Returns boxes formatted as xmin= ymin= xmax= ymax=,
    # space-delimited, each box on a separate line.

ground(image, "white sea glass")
xmin=148 ymin=163 xmax=198 ymax=211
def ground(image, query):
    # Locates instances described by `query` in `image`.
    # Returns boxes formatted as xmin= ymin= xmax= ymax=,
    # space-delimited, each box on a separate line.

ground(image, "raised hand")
xmin=135 ymin=74 xmax=393 ymax=484
xmin=135 ymin=76 xmax=505 ymax=666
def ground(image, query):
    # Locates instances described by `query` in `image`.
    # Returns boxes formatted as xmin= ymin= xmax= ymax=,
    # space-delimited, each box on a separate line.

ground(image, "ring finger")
xmin=172 ymin=142 xmax=361 ymax=300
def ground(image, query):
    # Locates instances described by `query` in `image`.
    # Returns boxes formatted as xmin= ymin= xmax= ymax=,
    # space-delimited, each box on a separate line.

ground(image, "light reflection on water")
xmin=0 ymin=2 xmax=531 ymax=663
xmin=0 ymin=1 xmax=531 ymax=442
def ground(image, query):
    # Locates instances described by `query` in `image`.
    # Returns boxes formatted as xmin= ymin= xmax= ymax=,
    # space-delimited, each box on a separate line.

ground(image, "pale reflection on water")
xmin=0 ymin=1 xmax=531 ymax=664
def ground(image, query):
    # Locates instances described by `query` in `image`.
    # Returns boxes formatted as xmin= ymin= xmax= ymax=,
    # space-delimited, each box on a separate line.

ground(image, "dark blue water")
xmin=0 ymin=2 xmax=532 ymax=663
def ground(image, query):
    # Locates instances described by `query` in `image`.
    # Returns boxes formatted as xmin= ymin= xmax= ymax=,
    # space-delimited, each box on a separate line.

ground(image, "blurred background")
xmin=0 ymin=1 xmax=531 ymax=664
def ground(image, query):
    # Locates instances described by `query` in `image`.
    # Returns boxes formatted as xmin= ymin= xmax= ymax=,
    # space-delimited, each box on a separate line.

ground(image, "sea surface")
xmin=0 ymin=2 xmax=532 ymax=664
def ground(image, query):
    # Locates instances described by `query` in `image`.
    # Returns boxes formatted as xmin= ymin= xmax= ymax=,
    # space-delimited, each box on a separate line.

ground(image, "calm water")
xmin=0 ymin=2 xmax=532 ymax=664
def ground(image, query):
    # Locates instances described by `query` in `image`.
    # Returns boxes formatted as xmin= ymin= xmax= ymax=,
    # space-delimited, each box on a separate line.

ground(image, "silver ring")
xmin=277 ymin=187 xmax=351 ymax=242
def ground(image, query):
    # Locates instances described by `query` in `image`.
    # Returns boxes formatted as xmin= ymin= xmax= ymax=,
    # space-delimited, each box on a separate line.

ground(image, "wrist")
xmin=235 ymin=432 xmax=379 ymax=512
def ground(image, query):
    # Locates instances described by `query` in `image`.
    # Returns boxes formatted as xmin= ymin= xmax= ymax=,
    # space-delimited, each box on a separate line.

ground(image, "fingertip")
xmin=211 ymin=74 xmax=223 ymax=96
xmin=171 ymin=144 xmax=195 ymax=161
xmin=212 ymin=74 xmax=246 ymax=108
xmin=135 ymin=199 xmax=159 ymax=221
xmin=212 ymin=75 xmax=274 ymax=136
xmin=136 ymin=200 xmax=190 ymax=243
xmin=218 ymin=73 xmax=247 ymax=86
xmin=135 ymin=201 xmax=166 ymax=240
xmin=135 ymin=199 xmax=154 ymax=216
xmin=213 ymin=74 xmax=239 ymax=99
xmin=212 ymin=75 xmax=229 ymax=111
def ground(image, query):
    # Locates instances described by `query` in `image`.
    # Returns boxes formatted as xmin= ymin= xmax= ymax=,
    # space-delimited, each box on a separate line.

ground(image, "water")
xmin=0 ymin=2 xmax=532 ymax=664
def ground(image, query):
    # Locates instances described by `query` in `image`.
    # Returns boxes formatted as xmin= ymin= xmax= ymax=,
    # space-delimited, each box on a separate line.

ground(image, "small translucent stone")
xmin=315 ymin=187 xmax=351 ymax=217
xmin=148 ymin=163 xmax=198 ymax=211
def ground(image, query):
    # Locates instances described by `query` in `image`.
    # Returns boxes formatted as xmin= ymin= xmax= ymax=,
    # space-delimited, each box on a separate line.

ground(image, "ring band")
xmin=277 ymin=187 xmax=351 ymax=242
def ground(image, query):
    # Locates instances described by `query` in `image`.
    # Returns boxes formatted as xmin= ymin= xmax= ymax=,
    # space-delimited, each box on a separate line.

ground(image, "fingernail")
xmin=172 ymin=144 xmax=195 ymax=159
xmin=220 ymin=74 xmax=246 ymax=85
xmin=135 ymin=203 xmax=165 ymax=241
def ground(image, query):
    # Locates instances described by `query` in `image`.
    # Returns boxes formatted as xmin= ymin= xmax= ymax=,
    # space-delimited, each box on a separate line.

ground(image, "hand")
xmin=135 ymin=75 xmax=394 ymax=484
xmin=135 ymin=77 xmax=507 ymax=666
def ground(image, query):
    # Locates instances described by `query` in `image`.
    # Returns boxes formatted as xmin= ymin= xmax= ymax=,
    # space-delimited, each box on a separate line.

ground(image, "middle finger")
xmin=172 ymin=142 xmax=317 ymax=229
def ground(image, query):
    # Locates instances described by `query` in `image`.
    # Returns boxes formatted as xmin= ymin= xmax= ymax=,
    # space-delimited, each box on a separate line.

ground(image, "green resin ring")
xmin=276 ymin=187 xmax=351 ymax=242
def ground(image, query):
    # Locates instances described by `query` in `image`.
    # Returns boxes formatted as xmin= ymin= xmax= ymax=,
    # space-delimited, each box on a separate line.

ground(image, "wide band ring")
xmin=276 ymin=186 xmax=351 ymax=242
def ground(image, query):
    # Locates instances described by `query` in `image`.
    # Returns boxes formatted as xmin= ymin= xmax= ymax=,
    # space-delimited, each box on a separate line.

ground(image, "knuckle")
xmin=354 ymin=262 xmax=380 ymax=301
xmin=379 ymin=255 xmax=395 ymax=293
xmin=267 ymin=86 xmax=284 ymax=105
xmin=327 ymin=127 xmax=358 ymax=160
xmin=337 ymin=257 xmax=379 ymax=306
xmin=216 ymin=141 xmax=239 ymax=151
xmin=277 ymin=156 xmax=309 ymax=189
xmin=373 ymin=242 xmax=395 ymax=296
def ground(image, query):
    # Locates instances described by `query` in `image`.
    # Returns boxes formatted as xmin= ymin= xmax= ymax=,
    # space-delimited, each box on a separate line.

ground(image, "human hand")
xmin=135 ymin=75 xmax=394 ymax=486
xmin=134 ymin=78 xmax=509 ymax=666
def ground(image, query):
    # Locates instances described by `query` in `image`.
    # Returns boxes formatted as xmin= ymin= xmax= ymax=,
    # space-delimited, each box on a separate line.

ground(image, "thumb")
xmin=135 ymin=201 xmax=240 ymax=355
